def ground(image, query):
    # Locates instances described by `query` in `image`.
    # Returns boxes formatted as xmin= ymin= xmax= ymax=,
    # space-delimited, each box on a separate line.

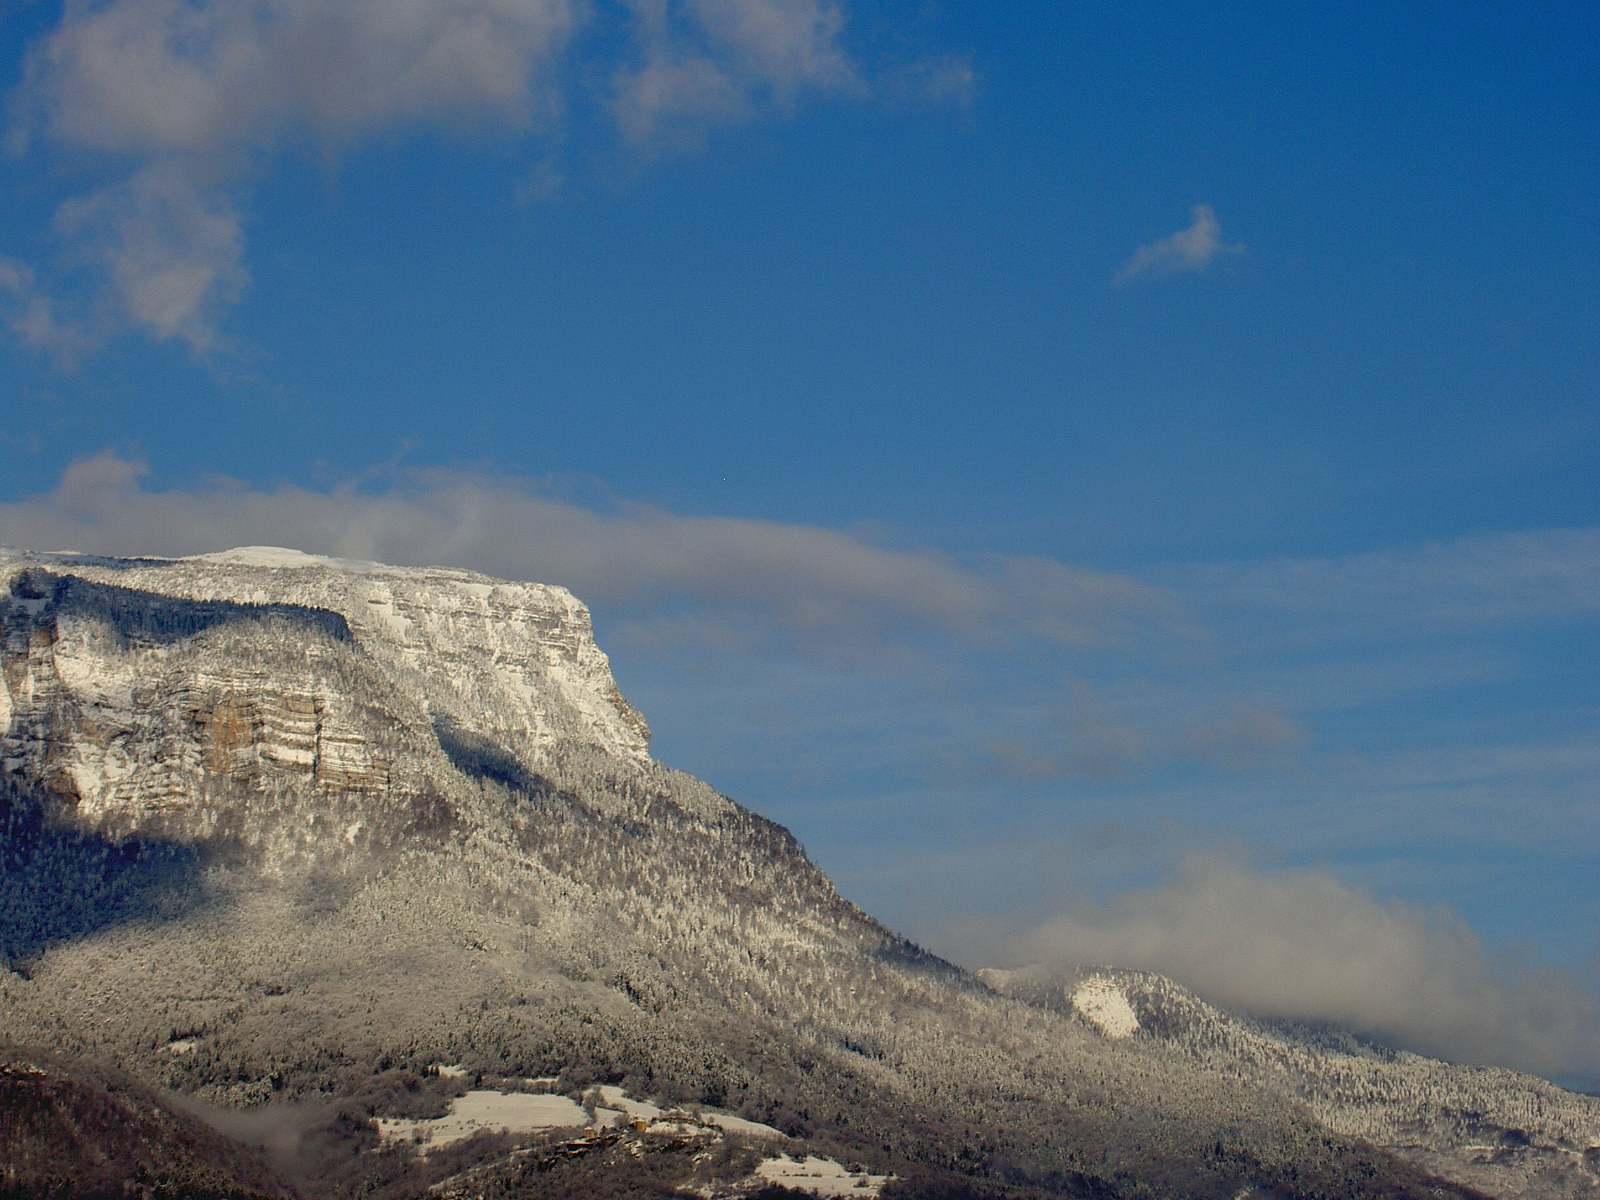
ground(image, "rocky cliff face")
xmin=1 ymin=546 xmax=647 ymax=855
xmin=1 ymin=546 xmax=1596 ymax=1200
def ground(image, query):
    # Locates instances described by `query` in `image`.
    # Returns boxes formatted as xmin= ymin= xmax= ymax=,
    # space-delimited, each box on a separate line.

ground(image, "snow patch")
xmin=753 ymin=1154 xmax=891 ymax=1197
xmin=586 ymin=1086 xmax=785 ymax=1139
xmin=699 ymin=1111 xmax=785 ymax=1139
xmin=592 ymin=1084 xmax=662 ymax=1121
xmin=1072 ymin=976 xmax=1140 ymax=1040
xmin=362 ymin=595 xmax=412 ymax=642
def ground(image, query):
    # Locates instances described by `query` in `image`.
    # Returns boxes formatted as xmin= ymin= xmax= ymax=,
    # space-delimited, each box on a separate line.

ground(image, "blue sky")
xmin=1 ymin=1 xmax=1597 ymax=1082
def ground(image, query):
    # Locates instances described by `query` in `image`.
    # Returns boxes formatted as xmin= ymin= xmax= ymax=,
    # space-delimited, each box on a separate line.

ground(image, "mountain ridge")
xmin=1 ymin=545 xmax=1595 ymax=1199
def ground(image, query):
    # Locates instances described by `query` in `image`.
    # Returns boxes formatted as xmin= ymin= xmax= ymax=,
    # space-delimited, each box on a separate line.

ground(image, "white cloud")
xmin=3 ymin=0 xmax=915 ymax=352
xmin=613 ymin=52 xmax=748 ymax=144
xmin=8 ymin=0 xmax=581 ymax=351
xmin=0 ymin=452 xmax=1182 ymax=656
xmin=15 ymin=0 xmax=579 ymax=155
xmin=1114 ymin=203 xmax=1244 ymax=286
xmin=689 ymin=0 xmax=856 ymax=93
xmin=3 ymin=165 xmax=246 ymax=355
xmin=1001 ymin=856 xmax=1600 ymax=1080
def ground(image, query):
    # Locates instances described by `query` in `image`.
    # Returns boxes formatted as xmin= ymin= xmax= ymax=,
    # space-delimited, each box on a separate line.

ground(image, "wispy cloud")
xmin=0 ymin=256 xmax=93 ymax=363
xmin=980 ymin=684 xmax=1305 ymax=783
xmin=610 ymin=0 xmax=861 ymax=144
xmin=0 ymin=452 xmax=1182 ymax=656
xmin=2 ymin=0 xmax=941 ymax=354
xmin=53 ymin=162 xmax=248 ymax=353
xmin=884 ymin=54 xmax=976 ymax=110
xmin=1114 ymin=203 xmax=1244 ymax=286
xmin=999 ymin=856 xmax=1600 ymax=1081
xmin=1178 ymin=530 xmax=1600 ymax=635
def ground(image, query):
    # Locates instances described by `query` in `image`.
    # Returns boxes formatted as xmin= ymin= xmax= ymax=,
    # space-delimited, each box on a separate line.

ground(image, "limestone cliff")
xmin=0 ymin=546 xmax=647 ymax=852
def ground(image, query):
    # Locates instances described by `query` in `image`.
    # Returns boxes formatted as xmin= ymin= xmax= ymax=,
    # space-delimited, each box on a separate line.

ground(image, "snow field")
xmin=699 ymin=1111 xmax=786 ymax=1138
xmin=1071 ymin=975 xmax=1141 ymax=1039
xmin=376 ymin=1091 xmax=588 ymax=1147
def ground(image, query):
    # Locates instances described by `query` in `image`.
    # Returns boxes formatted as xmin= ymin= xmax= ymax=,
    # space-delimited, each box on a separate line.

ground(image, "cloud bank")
xmin=1114 ymin=203 xmax=1244 ymax=285
xmin=0 ymin=452 xmax=1178 ymax=656
xmin=1003 ymin=857 xmax=1600 ymax=1082
xmin=3 ymin=0 xmax=932 ymax=353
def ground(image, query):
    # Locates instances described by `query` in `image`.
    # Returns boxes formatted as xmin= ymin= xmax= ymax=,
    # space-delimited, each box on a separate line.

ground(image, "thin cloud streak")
xmin=1178 ymin=530 xmax=1600 ymax=633
xmin=608 ymin=0 xmax=861 ymax=144
xmin=979 ymin=686 xmax=1306 ymax=784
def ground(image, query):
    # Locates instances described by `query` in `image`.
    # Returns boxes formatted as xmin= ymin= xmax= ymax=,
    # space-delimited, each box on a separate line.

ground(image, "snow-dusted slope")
xmin=3 ymin=546 xmax=1597 ymax=1200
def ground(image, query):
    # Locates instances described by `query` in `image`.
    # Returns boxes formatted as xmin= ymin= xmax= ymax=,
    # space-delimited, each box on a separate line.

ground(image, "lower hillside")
xmin=0 ymin=1044 xmax=294 ymax=1200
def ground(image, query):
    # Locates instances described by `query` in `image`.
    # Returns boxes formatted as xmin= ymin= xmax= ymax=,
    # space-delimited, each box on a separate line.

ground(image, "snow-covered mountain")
xmin=2 ymin=546 xmax=1597 ymax=1200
